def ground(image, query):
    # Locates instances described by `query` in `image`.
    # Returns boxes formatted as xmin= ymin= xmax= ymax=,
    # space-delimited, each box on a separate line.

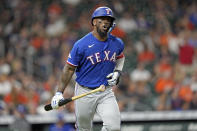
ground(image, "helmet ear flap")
xmin=110 ymin=19 xmax=114 ymax=27
xmin=108 ymin=22 xmax=116 ymax=34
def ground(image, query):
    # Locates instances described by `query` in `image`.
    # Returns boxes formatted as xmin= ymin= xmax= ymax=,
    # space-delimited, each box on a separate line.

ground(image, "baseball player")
xmin=51 ymin=6 xmax=125 ymax=131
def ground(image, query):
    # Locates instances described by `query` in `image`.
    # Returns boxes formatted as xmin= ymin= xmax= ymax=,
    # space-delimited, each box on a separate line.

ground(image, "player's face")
xmin=95 ymin=17 xmax=112 ymax=37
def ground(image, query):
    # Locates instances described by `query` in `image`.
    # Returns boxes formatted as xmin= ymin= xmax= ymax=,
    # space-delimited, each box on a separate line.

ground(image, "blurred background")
xmin=0 ymin=0 xmax=197 ymax=131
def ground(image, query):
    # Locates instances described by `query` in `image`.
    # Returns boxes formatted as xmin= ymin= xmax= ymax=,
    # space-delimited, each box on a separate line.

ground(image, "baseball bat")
xmin=44 ymin=85 xmax=105 ymax=111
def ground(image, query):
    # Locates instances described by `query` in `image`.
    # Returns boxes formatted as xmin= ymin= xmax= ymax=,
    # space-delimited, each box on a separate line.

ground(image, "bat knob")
xmin=100 ymin=85 xmax=105 ymax=92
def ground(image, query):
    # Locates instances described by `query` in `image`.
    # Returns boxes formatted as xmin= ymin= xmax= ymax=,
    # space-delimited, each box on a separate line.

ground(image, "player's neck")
xmin=92 ymin=31 xmax=107 ymax=41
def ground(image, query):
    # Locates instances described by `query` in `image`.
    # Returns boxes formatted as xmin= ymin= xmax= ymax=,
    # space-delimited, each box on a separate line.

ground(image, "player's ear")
xmin=93 ymin=19 xmax=96 ymax=26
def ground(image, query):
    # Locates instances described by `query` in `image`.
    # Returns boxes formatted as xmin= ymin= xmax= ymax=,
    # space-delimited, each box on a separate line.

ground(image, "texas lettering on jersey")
xmin=87 ymin=51 xmax=116 ymax=65
xmin=66 ymin=32 xmax=124 ymax=88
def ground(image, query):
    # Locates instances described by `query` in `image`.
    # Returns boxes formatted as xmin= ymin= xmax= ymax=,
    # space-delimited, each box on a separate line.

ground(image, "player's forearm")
xmin=57 ymin=64 xmax=76 ymax=93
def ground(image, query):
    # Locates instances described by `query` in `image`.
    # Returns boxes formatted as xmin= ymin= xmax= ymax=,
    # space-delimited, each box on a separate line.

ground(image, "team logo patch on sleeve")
xmin=68 ymin=53 xmax=71 ymax=58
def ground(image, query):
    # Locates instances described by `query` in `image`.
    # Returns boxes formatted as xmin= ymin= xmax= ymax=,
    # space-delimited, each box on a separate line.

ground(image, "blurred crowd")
xmin=0 ymin=0 xmax=197 ymax=116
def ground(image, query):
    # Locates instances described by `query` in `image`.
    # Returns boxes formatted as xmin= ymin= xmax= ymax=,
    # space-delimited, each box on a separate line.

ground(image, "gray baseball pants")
xmin=74 ymin=83 xmax=121 ymax=131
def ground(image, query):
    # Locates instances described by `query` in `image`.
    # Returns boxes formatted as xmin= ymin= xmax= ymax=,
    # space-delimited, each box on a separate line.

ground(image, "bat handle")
xmin=44 ymin=98 xmax=72 ymax=111
xmin=59 ymin=98 xmax=72 ymax=106
xmin=44 ymin=85 xmax=105 ymax=111
xmin=99 ymin=84 xmax=105 ymax=92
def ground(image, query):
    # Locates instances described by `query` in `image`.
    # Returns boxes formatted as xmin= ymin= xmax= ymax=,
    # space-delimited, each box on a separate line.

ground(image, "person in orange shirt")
xmin=4 ymin=86 xmax=28 ymax=106
xmin=155 ymin=77 xmax=174 ymax=94
xmin=138 ymin=44 xmax=155 ymax=64
xmin=155 ymin=71 xmax=174 ymax=94
xmin=179 ymin=85 xmax=193 ymax=103
xmin=4 ymin=86 xmax=40 ymax=114
xmin=179 ymin=85 xmax=193 ymax=110
xmin=154 ymin=57 xmax=172 ymax=77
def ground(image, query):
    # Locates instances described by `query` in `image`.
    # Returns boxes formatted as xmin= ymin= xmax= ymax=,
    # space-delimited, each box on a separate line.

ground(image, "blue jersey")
xmin=67 ymin=32 xmax=124 ymax=88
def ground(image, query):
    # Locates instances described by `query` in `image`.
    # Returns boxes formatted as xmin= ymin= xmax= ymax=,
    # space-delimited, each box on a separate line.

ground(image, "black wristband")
xmin=114 ymin=70 xmax=121 ymax=85
xmin=114 ymin=70 xmax=122 ymax=76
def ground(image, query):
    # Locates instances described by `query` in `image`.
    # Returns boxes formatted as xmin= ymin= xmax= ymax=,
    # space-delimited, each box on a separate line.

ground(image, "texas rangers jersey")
xmin=67 ymin=32 xmax=124 ymax=88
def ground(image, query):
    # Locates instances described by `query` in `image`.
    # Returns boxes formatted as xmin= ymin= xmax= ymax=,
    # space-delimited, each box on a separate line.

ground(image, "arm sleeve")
xmin=114 ymin=55 xmax=125 ymax=71
xmin=116 ymin=38 xmax=124 ymax=59
xmin=115 ymin=38 xmax=125 ymax=71
xmin=67 ymin=42 xmax=83 ymax=67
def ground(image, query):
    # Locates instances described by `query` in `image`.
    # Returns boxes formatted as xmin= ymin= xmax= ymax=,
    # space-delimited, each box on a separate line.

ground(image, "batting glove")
xmin=51 ymin=92 xmax=64 ymax=109
xmin=106 ymin=70 xmax=121 ymax=86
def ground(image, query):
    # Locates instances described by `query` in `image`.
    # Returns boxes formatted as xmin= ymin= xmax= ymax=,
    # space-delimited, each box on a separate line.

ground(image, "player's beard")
xmin=96 ymin=26 xmax=108 ymax=38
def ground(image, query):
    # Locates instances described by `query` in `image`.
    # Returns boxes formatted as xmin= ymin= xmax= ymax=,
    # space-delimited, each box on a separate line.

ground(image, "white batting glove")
xmin=51 ymin=92 xmax=64 ymax=109
xmin=106 ymin=71 xmax=121 ymax=86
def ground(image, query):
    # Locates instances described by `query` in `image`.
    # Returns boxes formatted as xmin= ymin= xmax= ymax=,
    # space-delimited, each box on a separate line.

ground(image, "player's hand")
xmin=51 ymin=92 xmax=64 ymax=109
xmin=106 ymin=70 xmax=121 ymax=86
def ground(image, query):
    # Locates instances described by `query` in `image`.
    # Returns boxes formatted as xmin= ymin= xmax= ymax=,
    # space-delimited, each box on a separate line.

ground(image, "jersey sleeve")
xmin=67 ymin=42 xmax=83 ymax=66
xmin=116 ymin=38 xmax=125 ymax=59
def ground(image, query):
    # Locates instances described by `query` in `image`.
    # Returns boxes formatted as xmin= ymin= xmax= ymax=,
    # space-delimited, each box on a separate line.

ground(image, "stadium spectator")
xmin=137 ymin=44 xmax=155 ymax=64
xmin=117 ymin=12 xmax=137 ymax=33
xmin=190 ymin=91 xmax=197 ymax=109
xmin=9 ymin=105 xmax=31 ymax=131
xmin=155 ymin=71 xmax=174 ymax=94
xmin=170 ymin=88 xmax=184 ymax=110
xmin=130 ymin=63 xmax=151 ymax=82
xmin=49 ymin=113 xmax=75 ymax=131
xmin=179 ymin=39 xmax=195 ymax=75
xmin=154 ymin=57 xmax=172 ymax=77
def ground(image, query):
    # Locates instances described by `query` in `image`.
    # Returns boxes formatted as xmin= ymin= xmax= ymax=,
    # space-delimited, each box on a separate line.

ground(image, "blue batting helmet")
xmin=91 ymin=7 xmax=115 ymax=24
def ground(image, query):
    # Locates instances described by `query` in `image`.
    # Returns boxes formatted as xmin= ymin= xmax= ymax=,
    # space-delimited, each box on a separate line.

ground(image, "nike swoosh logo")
xmin=88 ymin=44 xmax=94 ymax=48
